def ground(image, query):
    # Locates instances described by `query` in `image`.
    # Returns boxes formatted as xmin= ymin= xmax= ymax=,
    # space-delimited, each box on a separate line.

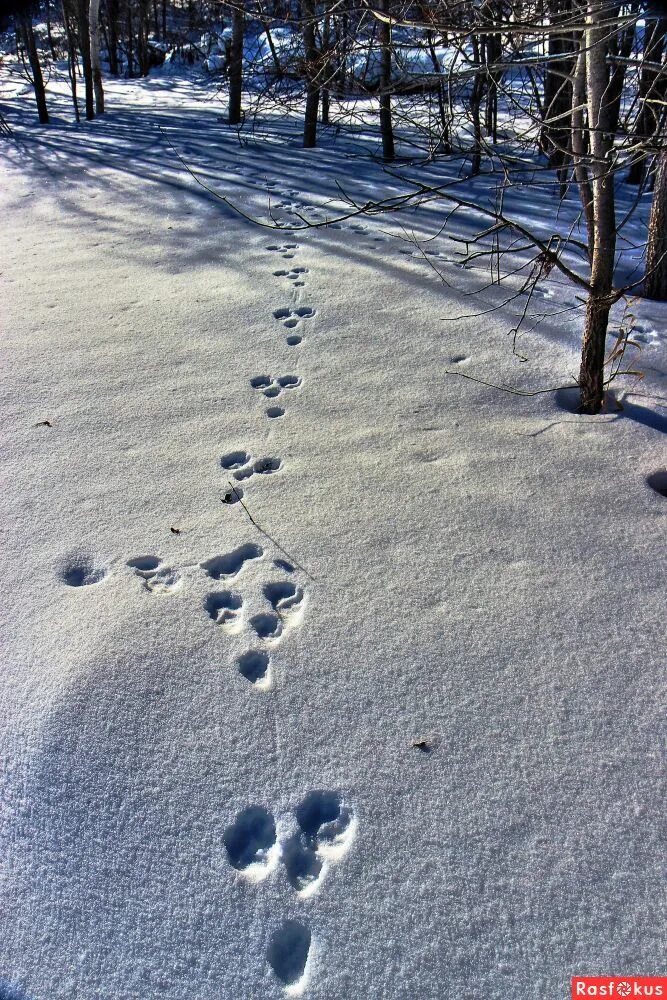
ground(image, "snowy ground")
xmin=0 ymin=73 xmax=666 ymax=1000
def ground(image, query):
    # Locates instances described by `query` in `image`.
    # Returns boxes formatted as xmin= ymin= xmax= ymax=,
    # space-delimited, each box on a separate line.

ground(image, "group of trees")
xmin=4 ymin=0 xmax=667 ymax=413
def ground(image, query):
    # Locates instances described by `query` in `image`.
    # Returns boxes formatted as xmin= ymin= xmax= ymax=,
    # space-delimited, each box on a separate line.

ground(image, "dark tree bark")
xmin=578 ymin=6 xmax=617 ymax=414
xmin=540 ymin=0 xmax=575 ymax=195
xmin=136 ymin=0 xmax=150 ymax=76
xmin=106 ymin=0 xmax=120 ymax=75
xmin=469 ymin=36 xmax=485 ymax=176
xmin=62 ymin=0 xmax=80 ymax=120
xmin=16 ymin=12 xmax=49 ymax=123
xmin=75 ymin=0 xmax=95 ymax=118
xmin=302 ymin=0 xmax=319 ymax=147
xmin=89 ymin=0 xmax=105 ymax=113
xmin=644 ymin=150 xmax=667 ymax=300
xmin=426 ymin=30 xmax=450 ymax=153
xmin=127 ymin=2 xmax=135 ymax=78
xmin=227 ymin=0 xmax=244 ymax=124
xmin=377 ymin=0 xmax=394 ymax=161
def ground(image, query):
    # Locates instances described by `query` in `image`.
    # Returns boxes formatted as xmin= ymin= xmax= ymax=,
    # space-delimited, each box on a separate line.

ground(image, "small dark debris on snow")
xmin=34 ymin=420 xmax=52 ymax=427
xmin=412 ymin=736 xmax=440 ymax=754
xmin=170 ymin=526 xmax=181 ymax=534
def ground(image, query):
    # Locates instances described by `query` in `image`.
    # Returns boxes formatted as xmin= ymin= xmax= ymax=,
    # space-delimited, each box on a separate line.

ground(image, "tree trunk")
xmin=644 ymin=149 xmax=667 ymax=300
xmin=46 ymin=0 xmax=58 ymax=59
xmin=127 ymin=2 xmax=135 ymax=78
xmin=89 ymin=0 xmax=105 ymax=113
xmin=320 ymin=12 xmax=331 ymax=125
xmin=580 ymin=294 xmax=612 ymax=414
xmin=426 ymin=30 xmax=450 ymax=153
xmin=261 ymin=19 xmax=282 ymax=80
xmin=76 ymin=0 xmax=95 ymax=118
xmin=377 ymin=0 xmax=394 ymax=161
xmin=228 ymin=1 xmax=244 ymax=124
xmin=302 ymin=0 xmax=319 ymax=147
xmin=578 ymin=5 xmax=616 ymax=414
xmin=106 ymin=0 xmax=119 ymax=74
xmin=17 ymin=13 xmax=49 ymax=124
xmin=135 ymin=0 xmax=150 ymax=76
xmin=469 ymin=36 xmax=485 ymax=176
xmin=62 ymin=0 xmax=81 ymax=121
xmin=541 ymin=0 xmax=574 ymax=188
xmin=571 ymin=40 xmax=594 ymax=260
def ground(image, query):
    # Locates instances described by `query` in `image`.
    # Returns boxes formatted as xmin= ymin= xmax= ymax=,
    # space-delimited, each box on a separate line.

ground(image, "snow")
xmin=0 ymin=69 xmax=666 ymax=1000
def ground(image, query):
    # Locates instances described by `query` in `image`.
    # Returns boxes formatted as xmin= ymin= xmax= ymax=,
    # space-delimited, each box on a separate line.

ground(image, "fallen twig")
xmin=223 ymin=482 xmax=318 ymax=582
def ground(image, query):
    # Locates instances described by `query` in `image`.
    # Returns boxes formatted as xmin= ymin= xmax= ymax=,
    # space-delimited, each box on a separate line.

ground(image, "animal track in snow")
xmin=127 ymin=555 xmax=181 ymax=593
xmin=220 ymin=451 xmax=283 ymax=482
xmin=60 ymin=555 xmax=109 ymax=587
xmin=237 ymin=649 xmax=272 ymax=690
xmin=143 ymin=566 xmax=182 ymax=593
xmin=272 ymin=306 xmax=316 ymax=330
xmin=250 ymin=611 xmax=283 ymax=642
xmin=223 ymin=806 xmax=279 ymax=882
xmin=253 ymin=456 xmax=282 ymax=475
xmin=205 ymin=590 xmax=244 ymax=633
xmin=449 ymin=354 xmax=471 ymax=365
xmin=127 ymin=555 xmax=161 ymax=575
xmin=244 ymin=580 xmax=307 ymax=647
xmin=266 ymin=405 xmax=285 ymax=419
xmin=267 ymin=920 xmax=312 ymax=994
xmin=266 ymin=242 xmax=299 ymax=260
xmin=286 ymin=334 xmax=302 ymax=347
xmin=201 ymin=543 xmax=263 ymax=580
xmin=283 ymin=791 xmax=356 ymax=897
xmin=220 ymin=450 xmax=252 ymax=471
xmin=221 ymin=484 xmax=244 ymax=505
xmin=631 ymin=324 xmax=660 ymax=347
xmin=250 ymin=374 xmax=302 ymax=398
xmin=225 ymin=792 xmax=354 ymax=897
xmin=273 ymin=266 xmax=309 ymax=287
xmin=264 ymin=581 xmax=306 ymax=628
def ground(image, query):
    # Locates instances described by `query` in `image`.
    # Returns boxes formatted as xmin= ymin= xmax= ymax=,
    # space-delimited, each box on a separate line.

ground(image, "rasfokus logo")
xmin=572 ymin=978 xmax=667 ymax=998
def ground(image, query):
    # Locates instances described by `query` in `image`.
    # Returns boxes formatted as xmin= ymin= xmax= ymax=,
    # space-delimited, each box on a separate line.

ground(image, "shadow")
xmin=204 ymin=590 xmax=243 ymax=622
xmin=646 ymin=470 xmax=667 ymax=497
xmin=616 ymin=398 xmax=667 ymax=435
xmin=282 ymin=834 xmax=322 ymax=893
xmin=294 ymin=789 xmax=342 ymax=836
xmin=236 ymin=649 xmax=270 ymax=685
xmin=201 ymin=543 xmax=263 ymax=580
xmin=267 ymin=920 xmax=311 ymax=988
xmin=223 ymin=806 xmax=276 ymax=870
xmin=0 ymin=980 xmax=31 ymax=1000
xmin=555 ymin=387 xmax=667 ymax=434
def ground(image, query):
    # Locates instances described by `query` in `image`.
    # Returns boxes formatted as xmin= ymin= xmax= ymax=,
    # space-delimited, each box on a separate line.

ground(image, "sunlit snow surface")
xmin=0 ymin=65 xmax=665 ymax=1000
